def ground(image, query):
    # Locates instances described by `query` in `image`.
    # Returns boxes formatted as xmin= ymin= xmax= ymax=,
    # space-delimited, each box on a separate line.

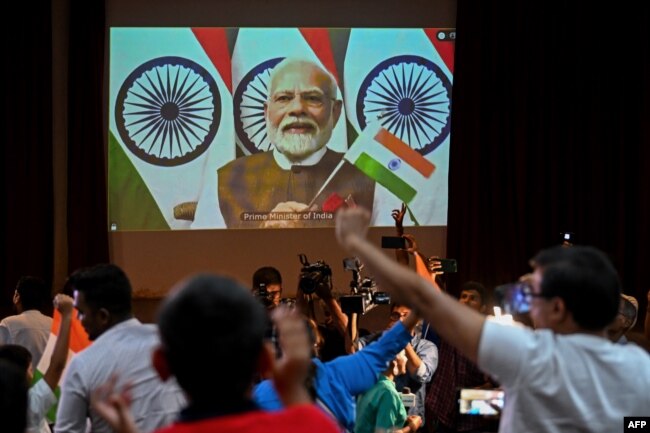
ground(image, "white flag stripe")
xmin=344 ymin=29 xmax=452 ymax=133
xmin=344 ymin=124 xmax=429 ymax=199
xmin=110 ymin=28 xmax=235 ymax=229
xmin=35 ymin=333 xmax=76 ymax=382
xmin=343 ymin=28 xmax=451 ymax=225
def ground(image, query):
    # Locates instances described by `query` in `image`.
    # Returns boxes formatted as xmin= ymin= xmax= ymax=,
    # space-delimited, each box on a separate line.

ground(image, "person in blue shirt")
xmin=254 ymin=311 xmax=417 ymax=432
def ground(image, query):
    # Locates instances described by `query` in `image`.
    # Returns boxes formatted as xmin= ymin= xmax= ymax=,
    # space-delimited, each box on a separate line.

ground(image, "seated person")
xmin=355 ymin=350 xmax=422 ymax=433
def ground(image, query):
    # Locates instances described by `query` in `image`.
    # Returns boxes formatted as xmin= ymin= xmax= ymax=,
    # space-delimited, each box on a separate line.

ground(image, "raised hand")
xmin=54 ymin=294 xmax=74 ymax=316
xmin=335 ymin=207 xmax=371 ymax=251
xmin=391 ymin=203 xmax=407 ymax=235
xmin=271 ymin=307 xmax=313 ymax=406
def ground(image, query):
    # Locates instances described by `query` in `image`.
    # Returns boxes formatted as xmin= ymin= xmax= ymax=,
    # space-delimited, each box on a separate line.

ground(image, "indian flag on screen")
xmin=344 ymin=124 xmax=435 ymax=219
xmin=343 ymin=28 xmax=454 ymax=226
xmin=34 ymin=309 xmax=91 ymax=422
xmin=109 ymin=27 xmax=235 ymax=230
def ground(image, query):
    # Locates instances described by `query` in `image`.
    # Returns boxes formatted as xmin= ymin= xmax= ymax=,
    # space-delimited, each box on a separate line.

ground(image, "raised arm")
xmin=44 ymin=294 xmax=74 ymax=391
xmin=336 ymin=207 xmax=486 ymax=363
xmin=392 ymin=204 xmax=409 ymax=266
xmin=271 ymin=307 xmax=313 ymax=407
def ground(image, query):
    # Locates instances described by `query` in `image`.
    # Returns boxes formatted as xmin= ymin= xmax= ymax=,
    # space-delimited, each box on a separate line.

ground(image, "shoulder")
xmin=413 ymin=335 xmax=437 ymax=351
xmin=271 ymin=405 xmax=340 ymax=432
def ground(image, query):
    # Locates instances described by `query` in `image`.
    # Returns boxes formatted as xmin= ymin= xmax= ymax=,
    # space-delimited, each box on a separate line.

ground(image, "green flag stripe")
xmin=354 ymin=152 xmax=416 ymax=203
xmin=32 ymin=369 xmax=61 ymax=422
xmin=108 ymin=131 xmax=170 ymax=231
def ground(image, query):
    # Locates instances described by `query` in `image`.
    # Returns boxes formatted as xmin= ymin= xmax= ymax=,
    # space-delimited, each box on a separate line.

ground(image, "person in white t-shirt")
xmin=334 ymin=207 xmax=650 ymax=433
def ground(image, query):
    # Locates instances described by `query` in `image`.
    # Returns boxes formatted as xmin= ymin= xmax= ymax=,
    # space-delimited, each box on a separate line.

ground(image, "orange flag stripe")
xmin=374 ymin=128 xmax=435 ymax=178
xmin=51 ymin=310 xmax=91 ymax=353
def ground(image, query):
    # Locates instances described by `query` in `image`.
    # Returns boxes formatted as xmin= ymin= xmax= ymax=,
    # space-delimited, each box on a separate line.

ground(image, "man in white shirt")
xmin=0 ymin=276 xmax=52 ymax=368
xmin=55 ymin=264 xmax=185 ymax=433
xmin=335 ymin=207 xmax=650 ymax=433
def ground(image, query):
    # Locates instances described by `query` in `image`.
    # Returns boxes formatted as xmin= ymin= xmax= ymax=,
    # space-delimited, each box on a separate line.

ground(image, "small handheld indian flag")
xmin=344 ymin=123 xmax=435 ymax=211
xmin=34 ymin=308 xmax=91 ymax=422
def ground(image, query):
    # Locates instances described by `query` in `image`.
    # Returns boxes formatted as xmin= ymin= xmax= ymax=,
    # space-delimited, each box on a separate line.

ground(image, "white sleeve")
xmin=28 ymin=379 xmax=57 ymax=429
xmin=54 ymin=358 xmax=89 ymax=433
xmin=477 ymin=319 xmax=538 ymax=388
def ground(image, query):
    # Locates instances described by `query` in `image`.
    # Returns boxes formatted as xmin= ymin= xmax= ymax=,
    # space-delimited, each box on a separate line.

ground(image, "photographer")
xmin=252 ymin=267 xmax=284 ymax=311
xmin=296 ymin=256 xmax=351 ymax=361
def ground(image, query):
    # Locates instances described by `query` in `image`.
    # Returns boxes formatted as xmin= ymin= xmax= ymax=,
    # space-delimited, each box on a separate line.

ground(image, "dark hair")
xmin=0 ymin=359 xmax=28 ymax=433
xmin=532 ymin=245 xmax=620 ymax=330
xmin=461 ymin=281 xmax=488 ymax=305
xmin=158 ymin=274 xmax=267 ymax=405
xmin=252 ymin=266 xmax=282 ymax=289
xmin=15 ymin=276 xmax=49 ymax=311
xmin=0 ymin=345 xmax=32 ymax=373
xmin=69 ymin=264 xmax=132 ymax=318
xmin=390 ymin=303 xmax=411 ymax=312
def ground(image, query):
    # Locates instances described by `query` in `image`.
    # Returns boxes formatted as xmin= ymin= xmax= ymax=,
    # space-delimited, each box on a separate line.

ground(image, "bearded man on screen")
xmin=217 ymin=58 xmax=375 ymax=228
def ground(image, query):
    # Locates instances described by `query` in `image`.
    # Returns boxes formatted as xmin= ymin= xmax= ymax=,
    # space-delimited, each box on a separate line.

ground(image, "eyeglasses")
xmin=270 ymin=91 xmax=334 ymax=108
xmin=495 ymin=282 xmax=553 ymax=315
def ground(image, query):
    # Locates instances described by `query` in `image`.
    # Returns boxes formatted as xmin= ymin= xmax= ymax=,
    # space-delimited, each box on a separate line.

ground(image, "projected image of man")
xmin=216 ymin=58 xmax=375 ymax=228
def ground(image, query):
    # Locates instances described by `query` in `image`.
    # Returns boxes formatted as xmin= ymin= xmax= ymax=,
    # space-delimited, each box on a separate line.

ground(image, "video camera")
xmin=339 ymin=257 xmax=390 ymax=315
xmin=297 ymin=254 xmax=332 ymax=295
xmin=252 ymin=283 xmax=275 ymax=309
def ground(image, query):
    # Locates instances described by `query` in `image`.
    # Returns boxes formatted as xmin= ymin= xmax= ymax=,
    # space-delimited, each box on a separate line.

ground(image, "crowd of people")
xmin=2 ymin=54 xmax=649 ymax=428
xmin=2 ymin=205 xmax=649 ymax=433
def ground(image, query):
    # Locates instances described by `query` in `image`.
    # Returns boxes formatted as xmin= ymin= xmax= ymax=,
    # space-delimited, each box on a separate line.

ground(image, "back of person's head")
xmin=15 ymin=276 xmax=49 ymax=311
xmin=0 ymin=359 xmax=28 ymax=433
xmin=619 ymin=294 xmax=639 ymax=329
xmin=0 ymin=345 xmax=32 ymax=373
xmin=69 ymin=264 xmax=132 ymax=318
xmin=532 ymin=245 xmax=620 ymax=331
xmin=461 ymin=281 xmax=488 ymax=305
xmin=158 ymin=274 xmax=268 ymax=405
xmin=252 ymin=266 xmax=282 ymax=289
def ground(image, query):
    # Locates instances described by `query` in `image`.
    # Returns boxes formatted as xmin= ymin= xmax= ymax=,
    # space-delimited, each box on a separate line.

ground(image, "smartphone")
xmin=428 ymin=258 xmax=458 ymax=273
xmin=381 ymin=236 xmax=406 ymax=249
xmin=343 ymin=257 xmax=360 ymax=271
xmin=494 ymin=282 xmax=530 ymax=315
xmin=458 ymin=388 xmax=504 ymax=416
xmin=561 ymin=231 xmax=574 ymax=243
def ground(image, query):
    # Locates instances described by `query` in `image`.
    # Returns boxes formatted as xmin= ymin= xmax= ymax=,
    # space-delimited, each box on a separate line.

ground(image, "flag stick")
xmin=307 ymin=159 xmax=346 ymax=208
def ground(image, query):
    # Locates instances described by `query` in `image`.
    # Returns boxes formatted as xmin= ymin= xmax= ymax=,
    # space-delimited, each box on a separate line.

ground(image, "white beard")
xmin=268 ymin=116 xmax=333 ymax=161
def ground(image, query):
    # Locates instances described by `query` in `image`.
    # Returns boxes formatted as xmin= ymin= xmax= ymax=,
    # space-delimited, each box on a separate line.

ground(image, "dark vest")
xmin=218 ymin=149 xmax=375 ymax=228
